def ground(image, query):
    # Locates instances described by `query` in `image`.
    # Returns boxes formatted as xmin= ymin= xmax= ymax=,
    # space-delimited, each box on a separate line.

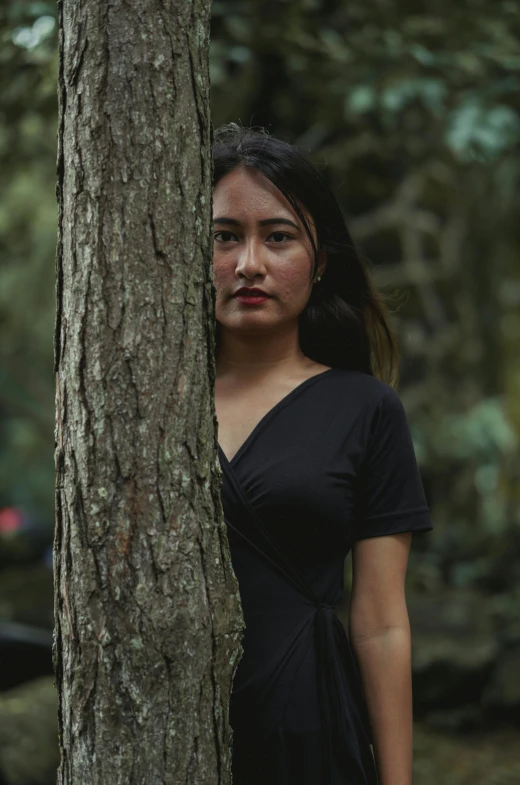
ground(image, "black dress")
xmin=218 ymin=368 xmax=433 ymax=785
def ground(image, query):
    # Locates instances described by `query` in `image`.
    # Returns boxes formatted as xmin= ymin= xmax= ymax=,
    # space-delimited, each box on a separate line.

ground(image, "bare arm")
xmin=348 ymin=531 xmax=414 ymax=785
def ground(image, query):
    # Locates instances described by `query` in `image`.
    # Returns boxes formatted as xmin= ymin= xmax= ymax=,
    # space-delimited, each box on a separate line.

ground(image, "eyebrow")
xmin=213 ymin=217 xmax=300 ymax=232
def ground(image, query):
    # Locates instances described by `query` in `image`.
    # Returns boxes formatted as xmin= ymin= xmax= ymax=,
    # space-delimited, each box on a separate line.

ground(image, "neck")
xmin=216 ymin=324 xmax=307 ymax=382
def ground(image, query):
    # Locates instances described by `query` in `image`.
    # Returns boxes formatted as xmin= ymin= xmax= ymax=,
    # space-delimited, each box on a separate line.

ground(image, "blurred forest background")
xmin=1 ymin=1 xmax=520 ymax=783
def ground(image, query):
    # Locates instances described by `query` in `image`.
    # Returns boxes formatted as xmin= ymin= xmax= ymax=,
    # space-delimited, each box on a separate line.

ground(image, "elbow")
xmin=349 ymin=620 xmax=410 ymax=647
xmin=348 ymin=604 xmax=411 ymax=647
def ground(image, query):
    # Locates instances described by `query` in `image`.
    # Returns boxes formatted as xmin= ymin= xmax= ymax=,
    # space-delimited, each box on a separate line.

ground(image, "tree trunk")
xmin=53 ymin=1 xmax=245 ymax=782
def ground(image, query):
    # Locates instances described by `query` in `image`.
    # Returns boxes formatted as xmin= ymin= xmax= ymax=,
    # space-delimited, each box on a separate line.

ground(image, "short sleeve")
xmin=354 ymin=388 xmax=433 ymax=540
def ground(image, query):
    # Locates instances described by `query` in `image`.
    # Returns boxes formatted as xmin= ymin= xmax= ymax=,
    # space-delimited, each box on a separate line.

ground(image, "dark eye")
xmin=269 ymin=232 xmax=292 ymax=243
xmin=214 ymin=231 xmax=236 ymax=243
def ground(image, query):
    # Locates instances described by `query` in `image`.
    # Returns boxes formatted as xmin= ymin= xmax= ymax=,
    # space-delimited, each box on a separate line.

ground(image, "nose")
xmin=235 ymin=237 xmax=267 ymax=280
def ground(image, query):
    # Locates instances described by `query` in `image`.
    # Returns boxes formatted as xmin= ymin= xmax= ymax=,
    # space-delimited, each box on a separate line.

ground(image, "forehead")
xmin=213 ymin=167 xmax=297 ymax=221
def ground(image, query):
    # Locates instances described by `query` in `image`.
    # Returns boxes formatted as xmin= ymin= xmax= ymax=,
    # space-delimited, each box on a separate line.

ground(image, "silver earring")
xmin=316 ymin=275 xmax=321 ymax=282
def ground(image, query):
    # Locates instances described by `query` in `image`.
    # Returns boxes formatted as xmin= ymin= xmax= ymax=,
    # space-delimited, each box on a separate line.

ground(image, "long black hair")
xmin=212 ymin=123 xmax=400 ymax=387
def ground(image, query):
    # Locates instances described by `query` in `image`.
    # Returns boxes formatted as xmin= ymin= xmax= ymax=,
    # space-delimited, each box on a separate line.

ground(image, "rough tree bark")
xmin=53 ymin=1 xmax=245 ymax=782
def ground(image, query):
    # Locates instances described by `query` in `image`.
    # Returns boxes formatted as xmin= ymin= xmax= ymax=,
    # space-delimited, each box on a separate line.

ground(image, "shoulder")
xmin=323 ymin=370 xmax=410 ymax=444
xmin=325 ymin=368 xmax=402 ymax=411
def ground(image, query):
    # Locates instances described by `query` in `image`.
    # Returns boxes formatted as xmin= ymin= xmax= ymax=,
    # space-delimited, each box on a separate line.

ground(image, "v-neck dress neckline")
xmin=217 ymin=367 xmax=337 ymax=468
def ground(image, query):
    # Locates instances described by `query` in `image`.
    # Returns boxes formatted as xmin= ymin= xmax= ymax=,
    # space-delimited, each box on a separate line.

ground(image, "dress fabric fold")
xmin=218 ymin=368 xmax=433 ymax=785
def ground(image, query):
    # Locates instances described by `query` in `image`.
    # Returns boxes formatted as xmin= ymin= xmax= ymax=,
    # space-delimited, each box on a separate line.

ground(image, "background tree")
xmin=52 ymin=0 xmax=243 ymax=782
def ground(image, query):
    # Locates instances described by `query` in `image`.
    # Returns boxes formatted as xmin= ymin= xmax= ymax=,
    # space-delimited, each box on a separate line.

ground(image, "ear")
xmin=317 ymin=247 xmax=327 ymax=278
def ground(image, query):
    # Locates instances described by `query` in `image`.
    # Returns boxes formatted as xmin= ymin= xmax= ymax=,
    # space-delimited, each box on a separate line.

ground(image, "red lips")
xmin=234 ymin=287 xmax=271 ymax=297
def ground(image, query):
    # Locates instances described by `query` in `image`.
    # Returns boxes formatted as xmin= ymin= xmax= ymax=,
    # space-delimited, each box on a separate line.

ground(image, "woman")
xmin=212 ymin=123 xmax=433 ymax=785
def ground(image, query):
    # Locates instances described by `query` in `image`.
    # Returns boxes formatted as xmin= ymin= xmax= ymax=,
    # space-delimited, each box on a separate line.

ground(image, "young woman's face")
xmin=213 ymin=166 xmax=324 ymax=335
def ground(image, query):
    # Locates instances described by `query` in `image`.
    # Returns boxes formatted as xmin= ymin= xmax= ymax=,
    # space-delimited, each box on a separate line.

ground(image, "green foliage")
xmin=0 ymin=1 xmax=57 ymax=519
xmin=210 ymin=0 xmax=520 ymax=165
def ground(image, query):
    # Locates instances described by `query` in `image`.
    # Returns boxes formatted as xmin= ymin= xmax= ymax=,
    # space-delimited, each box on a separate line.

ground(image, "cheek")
xmin=213 ymin=257 xmax=232 ymax=287
xmin=274 ymin=261 xmax=312 ymax=297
